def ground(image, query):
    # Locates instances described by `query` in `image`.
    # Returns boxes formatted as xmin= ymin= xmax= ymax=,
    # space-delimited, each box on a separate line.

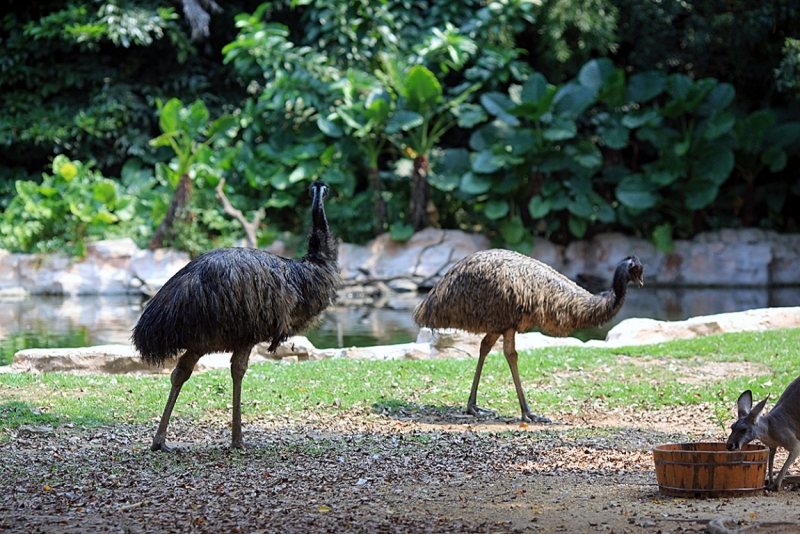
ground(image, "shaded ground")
xmin=2 ymin=400 xmax=800 ymax=534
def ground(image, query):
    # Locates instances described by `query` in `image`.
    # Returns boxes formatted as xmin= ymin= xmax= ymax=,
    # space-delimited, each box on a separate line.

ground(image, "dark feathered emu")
xmin=412 ymin=250 xmax=644 ymax=423
xmin=132 ymin=180 xmax=339 ymax=451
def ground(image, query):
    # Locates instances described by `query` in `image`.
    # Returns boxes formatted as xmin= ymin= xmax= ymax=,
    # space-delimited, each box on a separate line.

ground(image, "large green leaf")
xmin=513 ymin=78 xmax=556 ymax=121
xmin=652 ymin=223 xmax=674 ymax=253
xmin=520 ymin=72 xmax=550 ymax=103
xmin=598 ymin=116 xmax=630 ymax=149
xmin=702 ymin=112 xmax=735 ymax=141
xmin=765 ymin=122 xmax=800 ymax=148
xmin=699 ymin=83 xmax=735 ymax=116
xmin=365 ymin=89 xmax=391 ymax=124
xmin=437 ymin=148 xmax=471 ymax=175
xmin=507 ymin=129 xmax=537 ymax=155
xmin=183 ymin=100 xmax=210 ymax=137
xmin=552 ymin=83 xmax=596 ymax=118
xmin=542 ymin=116 xmax=577 ymax=141
xmin=621 ymin=109 xmax=661 ymax=129
xmin=471 ymin=149 xmax=503 ymax=174
xmin=528 ymin=195 xmax=551 ymax=219
xmin=692 ymin=146 xmax=734 ymax=185
xmin=480 ymin=92 xmax=519 ymax=126
xmin=484 ymin=199 xmax=509 ymax=220
xmin=567 ymin=194 xmax=593 ymax=218
xmin=567 ymin=216 xmax=587 ymax=239
xmin=404 ymin=65 xmax=442 ymax=114
xmin=92 ymin=182 xmax=116 ymax=204
xmin=386 ymin=110 xmax=423 ymax=134
xmin=317 ymin=116 xmax=343 ymax=138
xmin=761 ymin=146 xmax=787 ymax=173
xmin=500 ymin=216 xmax=526 ymax=244
xmin=626 ymin=71 xmax=666 ymax=103
xmin=206 ymin=115 xmax=238 ymax=140
xmin=157 ymin=98 xmax=182 ymax=134
xmin=616 ymin=174 xmax=660 ymax=209
xmin=684 ymin=178 xmax=719 ymax=210
xmin=454 ymin=103 xmax=487 ymax=128
xmin=736 ymin=109 xmax=775 ymax=152
xmin=578 ymin=58 xmax=616 ymax=93
xmin=459 ymin=172 xmax=492 ymax=195
xmin=566 ymin=142 xmax=603 ymax=169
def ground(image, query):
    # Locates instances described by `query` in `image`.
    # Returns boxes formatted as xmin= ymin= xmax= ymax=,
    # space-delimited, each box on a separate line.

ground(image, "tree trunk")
xmin=410 ymin=154 xmax=430 ymax=231
xmin=148 ymin=172 xmax=193 ymax=250
xmin=368 ymin=167 xmax=387 ymax=236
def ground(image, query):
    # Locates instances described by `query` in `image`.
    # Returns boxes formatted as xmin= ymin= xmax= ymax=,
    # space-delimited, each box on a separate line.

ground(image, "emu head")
xmin=622 ymin=256 xmax=644 ymax=287
xmin=726 ymin=390 xmax=769 ymax=451
xmin=309 ymin=180 xmax=329 ymax=201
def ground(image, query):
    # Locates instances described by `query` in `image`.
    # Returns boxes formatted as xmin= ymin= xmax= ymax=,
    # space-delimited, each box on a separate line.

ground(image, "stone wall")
xmin=0 ymin=228 xmax=798 ymax=297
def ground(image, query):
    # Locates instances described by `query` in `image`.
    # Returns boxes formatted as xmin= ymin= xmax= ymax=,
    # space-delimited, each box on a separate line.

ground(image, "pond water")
xmin=1 ymin=286 xmax=799 ymax=366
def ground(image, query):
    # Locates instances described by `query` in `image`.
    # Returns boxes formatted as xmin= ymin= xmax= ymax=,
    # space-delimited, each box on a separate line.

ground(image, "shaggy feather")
xmin=412 ymin=249 xmax=643 ymax=423
xmin=413 ymin=249 xmax=641 ymax=336
xmin=131 ymin=180 xmax=338 ymax=450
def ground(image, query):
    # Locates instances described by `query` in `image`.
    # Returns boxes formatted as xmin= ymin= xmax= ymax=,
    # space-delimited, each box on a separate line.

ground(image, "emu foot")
xmin=521 ymin=412 xmax=555 ymax=425
xmin=467 ymin=404 xmax=497 ymax=418
xmin=150 ymin=440 xmax=173 ymax=452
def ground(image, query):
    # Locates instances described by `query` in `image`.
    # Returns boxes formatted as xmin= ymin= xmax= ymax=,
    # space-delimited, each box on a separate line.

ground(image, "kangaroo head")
xmin=726 ymin=390 xmax=770 ymax=451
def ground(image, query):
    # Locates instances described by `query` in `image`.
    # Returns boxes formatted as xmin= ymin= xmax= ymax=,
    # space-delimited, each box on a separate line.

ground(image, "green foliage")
xmin=2 ymin=0 xmax=800 ymax=255
xmin=611 ymin=0 xmax=800 ymax=106
xmin=776 ymin=38 xmax=800 ymax=99
xmin=1 ymin=156 xmax=130 ymax=255
xmin=150 ymin=97 xmax=237 ymax=186
xmin=0 ymin=0 xmax=246 ymax=179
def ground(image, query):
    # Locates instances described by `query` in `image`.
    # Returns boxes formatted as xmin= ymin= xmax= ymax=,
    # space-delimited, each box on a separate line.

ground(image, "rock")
xmin=338 ymin=228 xmax=490 ymax=289
xmin=604 ymin=306 xmax=800 ymax=347
xmin=251 ymin=336 xmax=317 ymax=361
xmin=0 ymin=287 xmax=28 ymax=300
xmin=386 ymin=278 xmax=419 ymax=293
xmin=11 ymin=345 xmax=167 ymax=375
xmin=6 ymin=307 xmax=800 ymax=374
xmin=130 ymin=248 xmax=191 ymax=294
xmin=1 ymin=229 xmax=799 ymax=296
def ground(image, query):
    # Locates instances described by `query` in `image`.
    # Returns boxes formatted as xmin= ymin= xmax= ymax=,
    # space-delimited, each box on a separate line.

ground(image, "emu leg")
xmin=230 ymin=346 xmax=253 ymax=449
xmin=151 ymin=349 xmax=203 ymax=452
xmin=466 ymin=333 xmax=501 ymax=417
xmin=503 ymin=330 xmax=552 ymax=424
xmin=771 ymin=445 xmax=800 ymax=491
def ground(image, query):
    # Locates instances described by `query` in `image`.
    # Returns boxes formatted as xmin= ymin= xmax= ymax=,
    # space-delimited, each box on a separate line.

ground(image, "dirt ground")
xmin=2 ymin=397 xmax=800 ymax=534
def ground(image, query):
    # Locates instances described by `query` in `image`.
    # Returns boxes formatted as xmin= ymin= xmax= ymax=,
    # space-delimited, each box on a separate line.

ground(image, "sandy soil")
xmin=2 ymin=399 xmax=800 ymax=534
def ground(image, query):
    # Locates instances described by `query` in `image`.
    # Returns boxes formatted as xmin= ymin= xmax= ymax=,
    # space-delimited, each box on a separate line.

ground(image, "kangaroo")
xmin=726 ymin=375 xmax=800 ymax=491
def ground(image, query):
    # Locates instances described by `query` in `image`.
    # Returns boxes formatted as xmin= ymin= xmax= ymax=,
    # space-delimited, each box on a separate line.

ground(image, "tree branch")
xmin=215 ymin=178 xmax=264 ymax=249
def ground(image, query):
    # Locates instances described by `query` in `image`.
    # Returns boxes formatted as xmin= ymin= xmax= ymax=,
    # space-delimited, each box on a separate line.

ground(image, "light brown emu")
xmin=132 ymin=181 xmax=339 ymax=451
xmin=413 ymin=250 xmax=644 ymax=423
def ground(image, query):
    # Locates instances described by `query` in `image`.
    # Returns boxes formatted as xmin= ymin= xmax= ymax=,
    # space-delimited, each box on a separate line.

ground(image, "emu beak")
xmin=631 ymin=272 xmax=644 ymax=287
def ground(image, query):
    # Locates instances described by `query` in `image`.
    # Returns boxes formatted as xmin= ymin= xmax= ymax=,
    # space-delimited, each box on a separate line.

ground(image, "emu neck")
xmin=305 ymin=194 xmax=337 ymax=265
xmin=609 ymin=263 xmax=630 ymax=310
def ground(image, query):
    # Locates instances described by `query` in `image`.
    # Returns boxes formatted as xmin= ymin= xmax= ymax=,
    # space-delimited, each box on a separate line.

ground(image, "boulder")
xmin=604 ymin=306 xmax=800 ymax=347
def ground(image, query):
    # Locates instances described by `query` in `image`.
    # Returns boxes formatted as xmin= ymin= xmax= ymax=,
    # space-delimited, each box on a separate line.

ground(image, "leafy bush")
xmin=0 ymin=156 xmax=138 ymax=255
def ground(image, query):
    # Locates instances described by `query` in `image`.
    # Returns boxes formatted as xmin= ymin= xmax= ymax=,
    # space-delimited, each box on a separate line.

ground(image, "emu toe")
xmin=467 ymin=404 xmax=497 ymax=418
xmin=522 ymin=412 xmax=554 ymax=425
xmin=150 ymin=440 xmax=173 ymax=453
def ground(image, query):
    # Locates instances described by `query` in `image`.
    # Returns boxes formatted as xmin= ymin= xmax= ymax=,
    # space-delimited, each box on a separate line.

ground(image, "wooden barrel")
xmin=653 ymin=442 xmax=768 ymax=497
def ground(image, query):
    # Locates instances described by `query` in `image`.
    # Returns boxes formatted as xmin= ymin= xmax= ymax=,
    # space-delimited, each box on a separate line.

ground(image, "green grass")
xmin=1 ymin=328 xmax=797 ymax=432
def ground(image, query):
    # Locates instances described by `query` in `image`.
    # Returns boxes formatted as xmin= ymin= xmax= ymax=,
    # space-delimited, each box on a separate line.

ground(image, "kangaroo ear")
xmin=736 ymin=390 xmax=753 ymax=418
xmin=747 ymin=396 xmax=769 ymax=423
